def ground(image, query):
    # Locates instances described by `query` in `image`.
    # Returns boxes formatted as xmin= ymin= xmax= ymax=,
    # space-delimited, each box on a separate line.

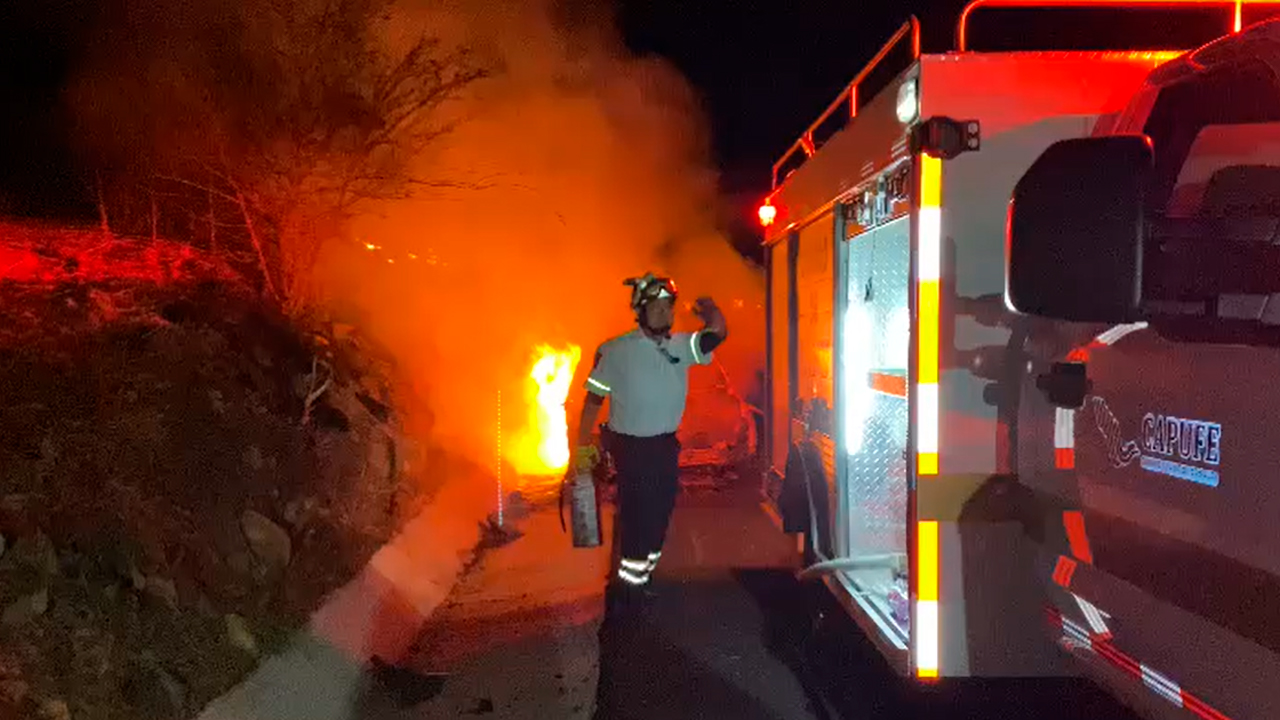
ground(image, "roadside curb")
xmin=196 ymin=474 xmax=495 ymax=720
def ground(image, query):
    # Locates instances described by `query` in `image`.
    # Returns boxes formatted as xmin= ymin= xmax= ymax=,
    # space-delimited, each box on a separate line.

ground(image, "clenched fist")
xmin=693 ymin=296 xmax=725 ymax=334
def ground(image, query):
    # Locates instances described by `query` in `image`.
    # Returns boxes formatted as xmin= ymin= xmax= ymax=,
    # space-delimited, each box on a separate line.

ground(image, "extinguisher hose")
xmin=558 ymin=475 xmax=569 ymax=533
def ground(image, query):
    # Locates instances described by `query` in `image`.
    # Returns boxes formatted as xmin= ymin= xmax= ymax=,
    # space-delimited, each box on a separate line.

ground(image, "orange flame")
xmin=509 ymin=344 xmax=582 ymax=480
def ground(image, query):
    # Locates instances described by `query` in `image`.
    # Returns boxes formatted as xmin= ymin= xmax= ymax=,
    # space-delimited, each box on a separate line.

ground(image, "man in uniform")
xmin=571 ymin=272 xmax=728 ymax=598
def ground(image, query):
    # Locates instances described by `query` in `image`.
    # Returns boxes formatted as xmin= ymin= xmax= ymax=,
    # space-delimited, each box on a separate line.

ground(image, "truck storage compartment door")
xmin=766 ymin=237 xmax=794 ymax=489
xmin=836 ymin=215 xmax=912 ymax=649
xmin=793 ymin=214 xmax=838 ymax=558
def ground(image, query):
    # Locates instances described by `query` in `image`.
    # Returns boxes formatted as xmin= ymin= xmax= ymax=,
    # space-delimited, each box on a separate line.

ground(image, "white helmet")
xmin=625 ymin=272 xmax=678 ymax=310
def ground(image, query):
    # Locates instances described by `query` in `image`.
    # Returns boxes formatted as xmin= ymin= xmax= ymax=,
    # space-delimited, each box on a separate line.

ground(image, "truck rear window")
xmin=1167 ymin=122 xmax=1280 ymax=218
xmin=1143 ymin=59 xmax=1280 ymax=214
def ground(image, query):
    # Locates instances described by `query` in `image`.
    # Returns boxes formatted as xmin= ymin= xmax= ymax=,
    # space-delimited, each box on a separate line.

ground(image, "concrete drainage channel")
xmin=195 ymin=474 xmax=498 ymax=720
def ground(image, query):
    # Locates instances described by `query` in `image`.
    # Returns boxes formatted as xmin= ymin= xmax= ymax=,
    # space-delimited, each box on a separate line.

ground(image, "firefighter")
xmin=571 ymin=272 xmax=727 ymax=600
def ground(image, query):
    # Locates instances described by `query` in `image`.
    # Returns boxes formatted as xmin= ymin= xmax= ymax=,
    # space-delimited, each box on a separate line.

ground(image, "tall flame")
xmin=509 ymin=344 xmax=582 ymax=480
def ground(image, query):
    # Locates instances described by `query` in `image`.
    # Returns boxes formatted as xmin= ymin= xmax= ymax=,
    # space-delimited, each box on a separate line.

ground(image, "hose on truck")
xmin=793 ymin=431 xmax=906 ymax=582
xmin=797 ymin=554 xmax=906 ymax=581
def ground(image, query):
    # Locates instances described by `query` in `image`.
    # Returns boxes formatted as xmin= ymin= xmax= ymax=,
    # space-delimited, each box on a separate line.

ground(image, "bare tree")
xmin=70 ymin=0 xmax=490 ymax=310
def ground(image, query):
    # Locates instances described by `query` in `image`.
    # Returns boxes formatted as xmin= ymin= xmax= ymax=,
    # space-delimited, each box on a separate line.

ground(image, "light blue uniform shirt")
xmin=585 ymin=329 xmax=714 ymax=438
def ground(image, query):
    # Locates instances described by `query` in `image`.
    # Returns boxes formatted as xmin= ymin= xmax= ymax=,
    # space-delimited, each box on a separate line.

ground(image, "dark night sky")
xmin=0 ymin=0 xmax=1258 ymax=226
xmin=0 ymin=1 xmax=92 ymax=219
xmin=616 ymin=0 xmax=913 ymax=197
xmin=614 ymin=0 xmax=1240 ymax=197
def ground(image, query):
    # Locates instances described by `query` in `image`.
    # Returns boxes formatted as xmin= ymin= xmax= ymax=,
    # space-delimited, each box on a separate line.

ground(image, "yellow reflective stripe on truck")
xmin=916 ymin=520 xmax=940 ymax=679
xmin=916 ymin=153 xmax=942 ymax=477
xmin=914 ymin=153 xmax=943 ymax=679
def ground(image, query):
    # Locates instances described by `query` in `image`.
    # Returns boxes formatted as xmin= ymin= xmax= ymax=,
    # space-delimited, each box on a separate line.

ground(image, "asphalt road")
xmin=363 ymin=480 xmax=1143 ymax=720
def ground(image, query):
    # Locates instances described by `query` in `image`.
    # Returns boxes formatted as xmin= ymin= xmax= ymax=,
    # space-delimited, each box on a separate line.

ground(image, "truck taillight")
xmin=758 ymin=202 xmax=777 ymax=227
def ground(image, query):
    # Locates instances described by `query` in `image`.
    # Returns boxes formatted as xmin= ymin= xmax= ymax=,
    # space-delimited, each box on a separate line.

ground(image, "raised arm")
xmin=694 ymin=297 xmax=727 ymax=359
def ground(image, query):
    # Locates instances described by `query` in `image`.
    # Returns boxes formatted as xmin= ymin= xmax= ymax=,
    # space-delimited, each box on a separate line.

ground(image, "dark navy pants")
xmin=609 ymin=431 xmax=681 ymax=588
xmin=595 ymin=431 xmax=680 ymax=719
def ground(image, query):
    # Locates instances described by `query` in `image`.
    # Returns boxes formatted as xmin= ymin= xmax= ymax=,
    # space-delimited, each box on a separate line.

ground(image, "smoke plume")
xmin=67 ymin=0 xmax=765 ymax=482
xmin=317 ymin=0 xmax=764 ymax=471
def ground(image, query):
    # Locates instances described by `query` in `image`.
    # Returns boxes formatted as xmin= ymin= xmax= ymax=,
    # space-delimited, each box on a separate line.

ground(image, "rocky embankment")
xmin=0 ymin=222 xmax=431 ymax=720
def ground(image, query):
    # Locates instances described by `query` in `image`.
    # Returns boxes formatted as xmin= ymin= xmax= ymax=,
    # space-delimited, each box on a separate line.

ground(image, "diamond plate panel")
xmin=843 ymin=218 xmax=910 ymax=558
xmin=846 ymin=394 xmax=909 ymax=555
xmin=818 ymin=432 xmax=836 ymax=486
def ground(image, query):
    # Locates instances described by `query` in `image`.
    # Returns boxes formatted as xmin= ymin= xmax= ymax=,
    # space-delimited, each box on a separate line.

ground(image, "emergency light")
xmin=758 ymin=202 xmax=778 ymax=227
xmin=896 ymin=77 xmax=920 ymax=124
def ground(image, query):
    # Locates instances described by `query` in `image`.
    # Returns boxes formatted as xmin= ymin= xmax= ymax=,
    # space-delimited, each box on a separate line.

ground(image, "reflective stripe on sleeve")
xmin=586 ymin=376 xmax=611 ymax=394
xmin=690 ymin=331 xmax=703 ymax=364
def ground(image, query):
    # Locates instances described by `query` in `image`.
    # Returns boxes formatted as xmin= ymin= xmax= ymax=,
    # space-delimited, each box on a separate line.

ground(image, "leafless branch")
xmin=233 ymin=188 xmax=279 ymax=302
xmin=94 ymin=172 xmax=113 ymax=238
xmin=208 ymin=188 xmax=217 ymax=253
xmin=155 ymin=175 xmax=239 ymax=204
xmin=78 ymin=2 xmax=491 ymax=310
xmin=301 ymin=356 xmax=334 ymax=426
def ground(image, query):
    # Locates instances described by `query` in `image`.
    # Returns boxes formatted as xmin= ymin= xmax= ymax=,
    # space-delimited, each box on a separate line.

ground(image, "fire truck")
xmin=760 ymin=2 xmax=1280 ymax=718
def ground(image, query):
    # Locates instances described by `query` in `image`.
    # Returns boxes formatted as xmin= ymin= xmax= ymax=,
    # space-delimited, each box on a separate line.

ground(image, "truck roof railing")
xmin=771 ymin=1 xmax=1280 ymax=191
xmin=771 ymin=17 xmax=920 ymax=190
xmin=958 ymin=0 xmax=1280 ymax=52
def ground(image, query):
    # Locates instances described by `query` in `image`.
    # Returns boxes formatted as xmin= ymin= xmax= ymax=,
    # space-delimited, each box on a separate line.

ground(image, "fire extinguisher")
xmin=560 ymin=445 xmax=602 ymax=548
xmin=568 ymin=469 xmax=601 ymax=548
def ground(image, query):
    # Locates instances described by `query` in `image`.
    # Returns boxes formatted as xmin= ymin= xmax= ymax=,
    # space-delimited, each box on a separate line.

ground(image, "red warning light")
xmin=758 ymin=202 xmax=778 ymax=228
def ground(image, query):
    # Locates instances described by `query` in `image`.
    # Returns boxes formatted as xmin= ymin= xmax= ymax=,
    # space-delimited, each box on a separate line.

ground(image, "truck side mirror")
xmin=1005 ymin=136 xmax=1153 ymax=323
